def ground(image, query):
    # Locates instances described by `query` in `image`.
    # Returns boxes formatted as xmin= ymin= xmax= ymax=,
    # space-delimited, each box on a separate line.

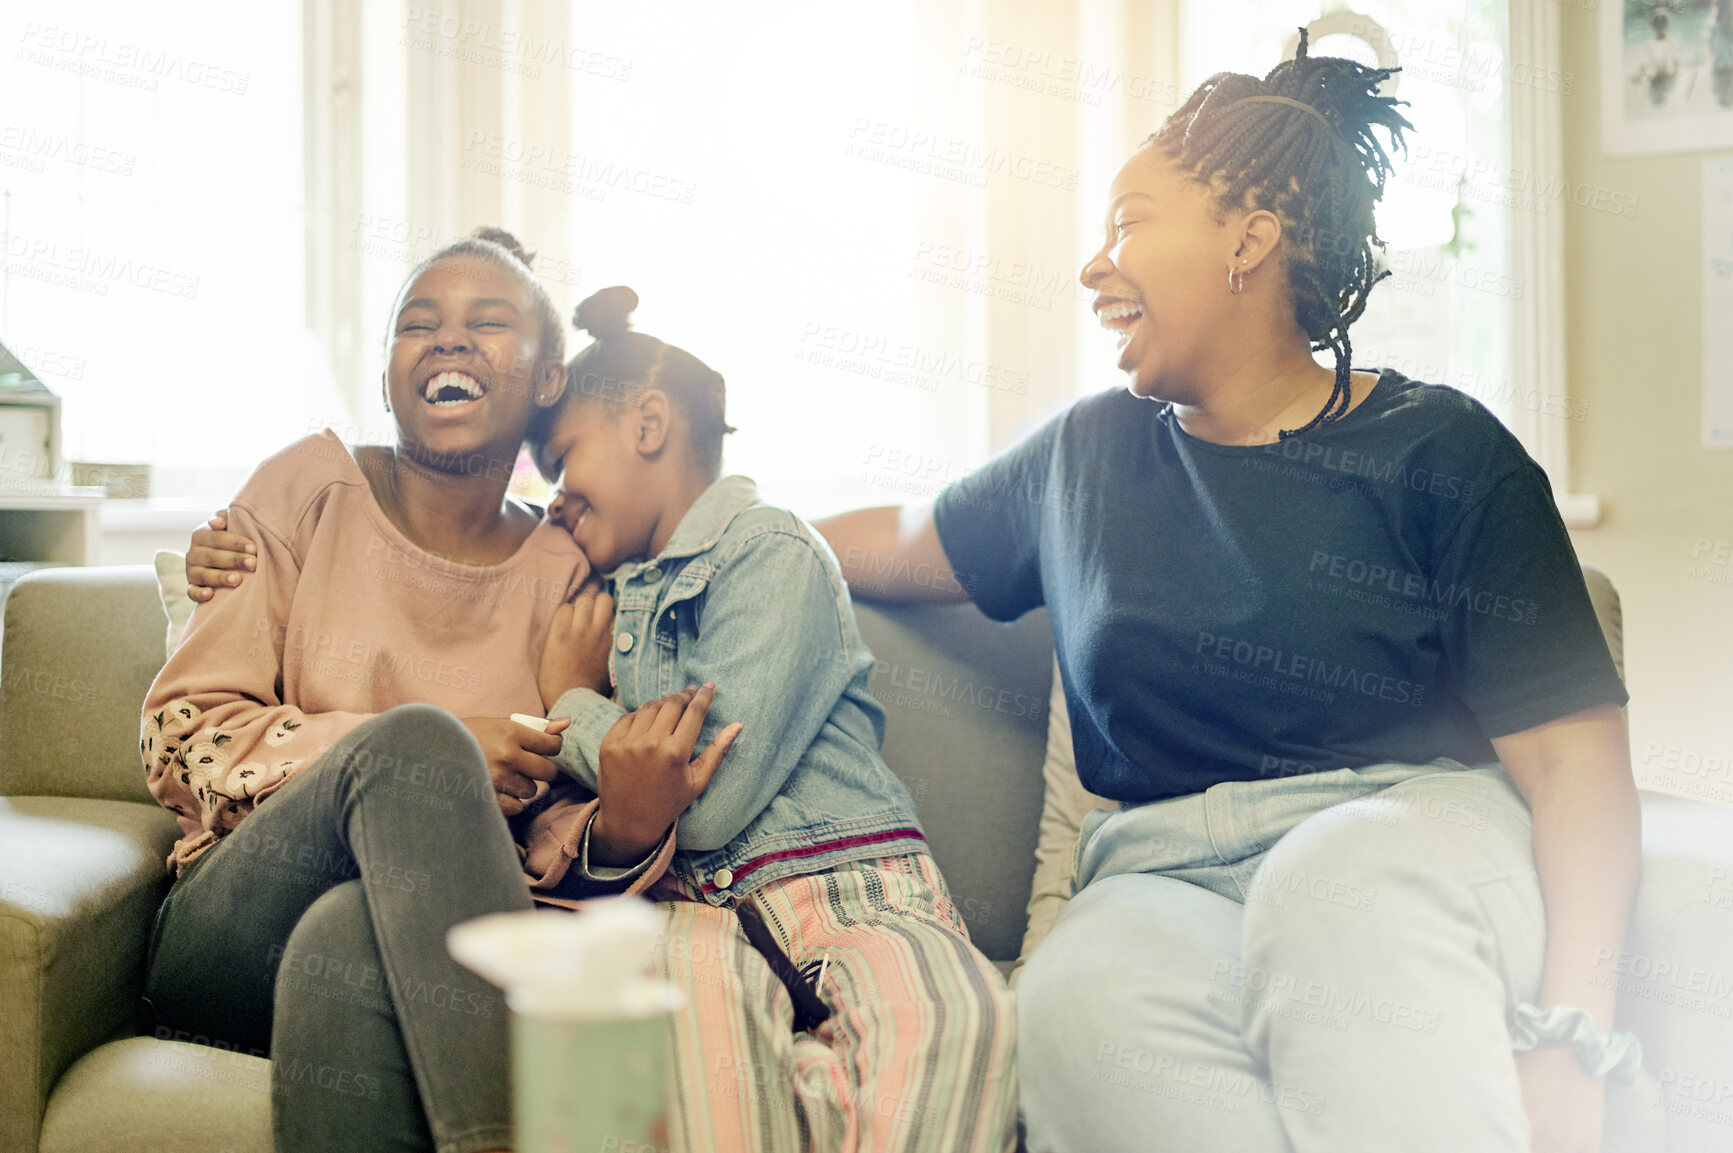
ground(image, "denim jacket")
xmin=550 ymin=475 xmax=926 ymax=905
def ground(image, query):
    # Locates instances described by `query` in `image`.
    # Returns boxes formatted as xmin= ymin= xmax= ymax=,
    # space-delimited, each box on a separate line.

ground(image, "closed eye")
xmin=536 ymin=440 xmax=573 ymax=483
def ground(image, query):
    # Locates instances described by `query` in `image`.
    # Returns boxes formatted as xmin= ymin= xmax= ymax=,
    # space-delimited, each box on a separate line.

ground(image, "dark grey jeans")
xmin=140 ymin=704 xmax=531 ymax=1153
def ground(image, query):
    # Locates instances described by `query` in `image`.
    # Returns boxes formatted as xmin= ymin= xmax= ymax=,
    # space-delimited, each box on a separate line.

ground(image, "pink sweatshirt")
xmin=141 ymin=431 xmax=670 ymax=896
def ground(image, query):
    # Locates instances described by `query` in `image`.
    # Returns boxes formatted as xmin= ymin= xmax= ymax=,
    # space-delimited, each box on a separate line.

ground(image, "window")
xmin=10 ymin=1 xmax=1575 ymax=519
xmin=0 ymin=1 xmax=313 ymax=499
xmin=556 ymin=3 xmax=929 ymax=512
xmin=558 ymin=0 xmax=1125 ymax=515
xmin=1180 ymin=0 xmax=1518 ymax=429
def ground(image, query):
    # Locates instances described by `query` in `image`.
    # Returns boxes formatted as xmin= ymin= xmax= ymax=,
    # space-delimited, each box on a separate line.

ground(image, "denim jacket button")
xmin=642 ymin=565 xmax=663 ymax=583
xmin=712 ymin=867 xmax=734 ymax=890
xmin=615 ymin=633 xmax=635 ymax=654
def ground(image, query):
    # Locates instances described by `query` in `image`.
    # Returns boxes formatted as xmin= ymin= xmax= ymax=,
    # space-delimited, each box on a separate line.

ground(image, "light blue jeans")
xmin=1017 ymin=759 xmax=1547 ymax=1152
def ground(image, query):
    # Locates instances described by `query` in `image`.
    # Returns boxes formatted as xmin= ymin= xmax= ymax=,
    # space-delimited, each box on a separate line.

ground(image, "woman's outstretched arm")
xmin=194 ymin=502 xmax=982 ymax=606
xmin=1493 ymin=703 xmax=1640 ymax=1153
xmin=810 ymin=503 xmax=973 ymax=605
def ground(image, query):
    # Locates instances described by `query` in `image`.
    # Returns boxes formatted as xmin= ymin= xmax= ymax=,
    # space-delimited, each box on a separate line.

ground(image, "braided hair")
xmin=528 ymin=285 xmax=736 ymax=477
xmin=1149 ymin=29 xmax=1411 ymax=437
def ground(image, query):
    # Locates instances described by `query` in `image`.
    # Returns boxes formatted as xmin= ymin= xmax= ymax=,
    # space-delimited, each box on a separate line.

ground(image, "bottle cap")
xmin=448 ymin=899 xmax=684 ymax=1021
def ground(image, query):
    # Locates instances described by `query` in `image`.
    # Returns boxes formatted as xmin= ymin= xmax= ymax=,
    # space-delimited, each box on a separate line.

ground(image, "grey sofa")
xmin=2 ymin=565 xmax=1730 ymax=1152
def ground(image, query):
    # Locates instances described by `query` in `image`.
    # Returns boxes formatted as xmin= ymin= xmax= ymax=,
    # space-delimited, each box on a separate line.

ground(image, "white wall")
xmin=1560 ymin=8 xmax=1733 ymax=807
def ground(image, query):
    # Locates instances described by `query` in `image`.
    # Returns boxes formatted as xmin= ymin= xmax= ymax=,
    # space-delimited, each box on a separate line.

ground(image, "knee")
xmin=364 ymin=703 xmax=474 ymax=760
xmin=284 ymin=879 xmax=368 ymax=949
xmin=275 ymin=882 xmax=381 ymax=1002
xmin=339 ymin=705 xmax=483 ymax=788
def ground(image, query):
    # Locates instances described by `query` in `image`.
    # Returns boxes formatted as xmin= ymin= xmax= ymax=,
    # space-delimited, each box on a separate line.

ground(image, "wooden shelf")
xmin=0 ymin=486 xmax=105 ymax=565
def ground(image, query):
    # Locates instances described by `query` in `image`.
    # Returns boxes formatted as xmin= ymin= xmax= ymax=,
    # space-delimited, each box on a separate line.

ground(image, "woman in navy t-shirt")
xmin=819 ymin=35 xmax=1635 ymax=1153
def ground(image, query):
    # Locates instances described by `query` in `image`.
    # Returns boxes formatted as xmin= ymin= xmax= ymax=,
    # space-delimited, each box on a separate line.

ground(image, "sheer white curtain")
xmin=545 ymin=0 xmax=1184 ymax=515
xmin=1176 ymin=0 xmax=1594 ymax=522
xmin=0 ymin=0 xmax=326 ymax=500
xmin=1180 ymin=0 xmax=1514 ymax=420
xmin=303 ymin=0 xmax=581 ymax=480
xmin=304 ymin=1 xmax=1189 ymax=511
xmin=309 ymin=0 xmax=1586 ymax=519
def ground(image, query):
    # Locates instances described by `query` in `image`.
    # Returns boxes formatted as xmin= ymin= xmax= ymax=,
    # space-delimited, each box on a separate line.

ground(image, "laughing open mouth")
xmin=1097 ymin=300 xmax=1144 ymax=336
xmin=421 ymin=371 xmax=488 ymax=406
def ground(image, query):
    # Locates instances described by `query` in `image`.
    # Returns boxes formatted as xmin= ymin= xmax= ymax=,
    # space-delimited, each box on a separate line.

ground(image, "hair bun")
xmin=573 ymin=285 xmax=638 ymax=340
xmin=469 ymin=226 xmax=536 ymax=269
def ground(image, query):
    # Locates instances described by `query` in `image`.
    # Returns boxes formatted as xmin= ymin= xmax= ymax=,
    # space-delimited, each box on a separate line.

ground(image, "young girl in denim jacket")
xmin=189 ymin=283 xmax=1017 ymax=1152
xmin=526 ymin=285 xmax=1016 ymax=1152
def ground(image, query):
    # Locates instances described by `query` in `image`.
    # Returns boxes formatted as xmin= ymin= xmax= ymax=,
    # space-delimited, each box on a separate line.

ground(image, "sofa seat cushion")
xmin=0 ymin=797 xmax=180 ymax=1153
xmin=39 ymin=1035 xmax=272 ymax=1153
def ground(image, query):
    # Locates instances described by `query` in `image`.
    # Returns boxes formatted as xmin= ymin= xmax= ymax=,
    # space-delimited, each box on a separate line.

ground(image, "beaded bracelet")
xmin=1509 ymin=1003 xmax=1643 ymax=1084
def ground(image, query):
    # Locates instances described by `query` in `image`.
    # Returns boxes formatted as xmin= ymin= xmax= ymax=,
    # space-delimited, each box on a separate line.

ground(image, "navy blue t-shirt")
xmin=932 ymin=370 xmax=1629 ymax=804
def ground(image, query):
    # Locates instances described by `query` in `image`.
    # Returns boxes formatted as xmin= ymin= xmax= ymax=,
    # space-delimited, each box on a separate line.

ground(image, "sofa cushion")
xmin=850 ymin=601 xmax=1051 ymax=963
xmin=1580 ymin=566 xmax=1625 ymax=685
xmin=154 ymin=550 xmax=195 ymax=656
xmin=1013 ymin=654 xmax=1113 ymax=982
xmin=38 ymin=1035 xmax=272 ymax=1153
xmin=1 ymin=565 xmax=167 ymax=804
xmin=0 ymin=796 xmax=180 ymax=1153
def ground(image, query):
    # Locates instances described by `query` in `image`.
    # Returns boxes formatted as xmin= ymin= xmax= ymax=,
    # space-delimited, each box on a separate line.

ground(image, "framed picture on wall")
xmin=1602 ymin=0 xmax=1733 ymax=154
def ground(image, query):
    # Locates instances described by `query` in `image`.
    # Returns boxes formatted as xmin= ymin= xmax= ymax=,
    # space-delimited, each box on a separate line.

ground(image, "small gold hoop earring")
xmin=1228 ymin=267 xmax=1246 ymax=295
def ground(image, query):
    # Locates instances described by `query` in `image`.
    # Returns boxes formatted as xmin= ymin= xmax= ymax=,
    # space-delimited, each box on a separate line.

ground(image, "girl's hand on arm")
xmin=185 ymin=509 xmax=258 ymax=602
xmin=462 ymin=715 xmax=570 ymax=808
xmin=538 ymin=578 xmax=615 ymax=710
xmin=590 ymin=684 xmax=742 ymax=866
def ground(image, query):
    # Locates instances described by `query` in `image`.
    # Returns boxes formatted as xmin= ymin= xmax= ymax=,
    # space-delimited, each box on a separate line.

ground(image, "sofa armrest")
xmin=0 ymin=796 xmax=179 ymax=1153
xmin=1 ymin=565 xmax=167 ymax=804
xmin=1579 ymin=565 xmax=1624 ymax=684
xmin=1617 ymin=792 xmax=1733 ymax=1152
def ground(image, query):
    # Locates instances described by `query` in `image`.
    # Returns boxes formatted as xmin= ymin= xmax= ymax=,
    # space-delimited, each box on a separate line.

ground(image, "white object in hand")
xmin=510 ymin=713 xmax=551 ymax=732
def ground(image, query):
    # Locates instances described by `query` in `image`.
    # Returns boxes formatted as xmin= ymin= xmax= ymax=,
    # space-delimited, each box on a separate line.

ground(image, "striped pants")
xmin=647 ymin=853 xmax=1018 ymax=1153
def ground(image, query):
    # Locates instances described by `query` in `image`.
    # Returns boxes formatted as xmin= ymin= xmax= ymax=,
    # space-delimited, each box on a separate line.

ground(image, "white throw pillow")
xmin=155 ymin=549 xmax=197 ymax=656
xmin=1011 ymin=653 xmax=1117 ymax=985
